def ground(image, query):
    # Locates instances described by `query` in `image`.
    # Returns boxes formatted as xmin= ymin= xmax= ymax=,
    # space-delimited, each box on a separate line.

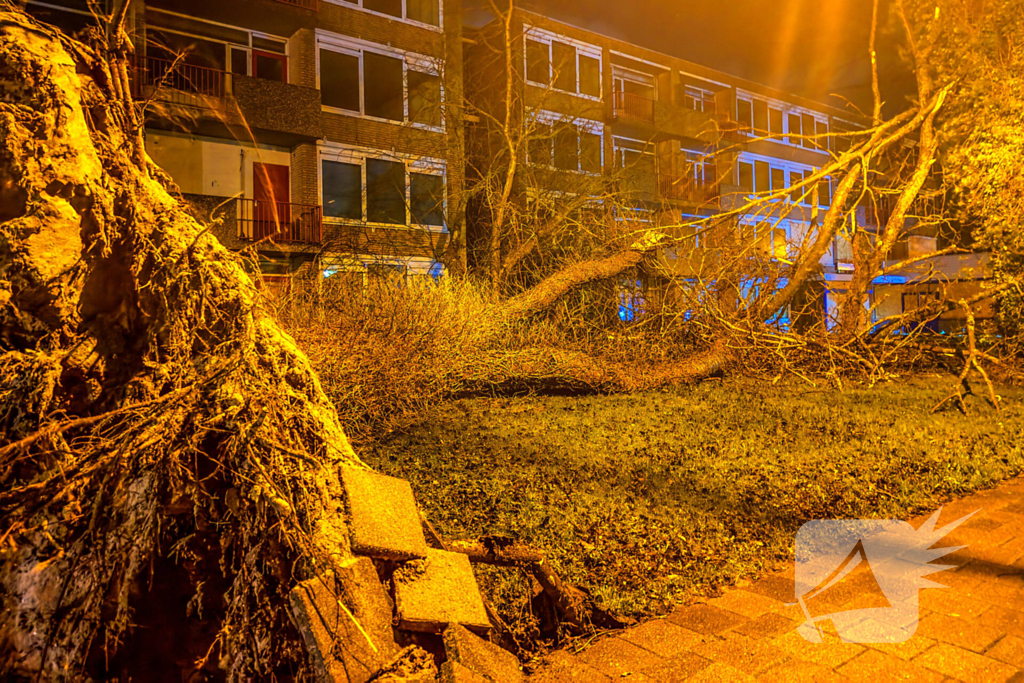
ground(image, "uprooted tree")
xmin=0 ymin=6 xmax=373 ymax=679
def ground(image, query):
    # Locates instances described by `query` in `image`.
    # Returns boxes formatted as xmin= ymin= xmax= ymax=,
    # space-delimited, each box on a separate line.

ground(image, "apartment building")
xmin=461 ymin=8 xmax=889 ymax=325
xmin=24 ymin=0 xmax=986 ymax=329
xmin=26 ymin=0 xmax=462 ymax=296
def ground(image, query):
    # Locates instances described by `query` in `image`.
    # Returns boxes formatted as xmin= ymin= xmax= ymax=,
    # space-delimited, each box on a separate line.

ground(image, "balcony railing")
xmin=659 ymin=176 xmax=720 ymax=204
xmin=238 ymin=199 xmax=323 ymax=244
xmin=271 ymin=0 xmax=318 ymax=8
xmin=133 ymin=55 xmax=227 ymax=100
xmin=612 ymin=91 xmax=655 ymax=124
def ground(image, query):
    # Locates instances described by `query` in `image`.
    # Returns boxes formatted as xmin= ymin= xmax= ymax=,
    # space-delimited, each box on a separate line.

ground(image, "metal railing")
xmin=237 ymin=199 xmax=323 ymax=244
xmin=271 ymin=0 xmax=318 ymax=8
xmin=612 ymin=91 xmax=656 ymax=124
xmin=658 ymin=175 xmax=720 ymax=204
xmin=133 ymin=55 xmax=228 ymax=100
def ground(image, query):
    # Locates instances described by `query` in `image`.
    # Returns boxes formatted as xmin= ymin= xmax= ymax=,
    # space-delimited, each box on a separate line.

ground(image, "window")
xmin=321 ymin=151 xmax=447 ymax=228
xmin=818 ymin=177 xmax=832 ymax=208
xmin=367 ymin=158 xmax=406 ymax=224
xmin=753 ymin=99 xmax=769 ymax=134
xmin=755 ymin=160 xmax=770 ymax=193
xmin=318 ymin=39 xmax=443 ymax=129
xmin=789 ymin=170 xmax=804 ymax=203
xmin=364 ymin=52 xmax=404 ymax=121
xmin=801 ymin=114 xmax=816 ymax=149
xmin=769 ymin=107 xmax=784 ymax=136
xmin=320 ymin=49 xmax=360 ymax=111
xmin=529 ymin=114 xmax=603 ymax=174
xmin=408 ymin=70 xmax=441 ymax=126
xmin=524 ymin=29 xmax=602 ymax=99
xmin=580 ymin=131 xmax=603 ymax=174
xmin=410 ymin=173 xmax=444 ymax=226
xmin=738 ymin=160 xmax=754 ymax=192
xmin=552 ymin=41 xmax=577 ymax=92
xmin=787 ymin=113 xmax=802 ymax=144
xmin=528 ymin=122 xmax=553 ymax=166
xmin=322 ymin=161 xmax=362 ymax=219
xmin=338 ymin=0 xmax=441 ymax=27
xmin=146 ymin=12 xmax=288 ymax=82
xmin=737 ymin=98 xmax=753 ymax=129
xmin=579 ymin=55 xmax=601 ymax=97
xmin=526 ymin=39 xmax=550 ymax=84
xmin=554 ymin=125 xmax=578 ymax=171
xmin=770 ymin=167 xmax=785 ymax=192
xmin=815 ymin=119 xmax=830 ymax=151
xmin=681 ymin=85 xmax=716 ymax=113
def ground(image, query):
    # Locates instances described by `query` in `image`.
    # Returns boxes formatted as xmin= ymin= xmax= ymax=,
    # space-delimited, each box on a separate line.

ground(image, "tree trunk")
xmin=0 ymin=11 xmax=362 ymax=680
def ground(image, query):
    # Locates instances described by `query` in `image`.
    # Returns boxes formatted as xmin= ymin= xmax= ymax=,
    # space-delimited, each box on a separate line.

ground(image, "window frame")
xmin=316 ymin=32 xmax=445 ymax=132
xmin=523 ymin=26 xmax=603 ymax=101
xmin=527 ymin=110 xmax=605 ymax=175
xmin=318 ymin=144 xmax=448 ymax=232
xmin=736 ymin=152 xmax=829 ymax=208
xmin=322 ymin=0 xmax=444 ymax=31
xmin=735 ymin=89 xmax=831 ymax=151
xmin=145 ymin=9 xmax=290 ymax=81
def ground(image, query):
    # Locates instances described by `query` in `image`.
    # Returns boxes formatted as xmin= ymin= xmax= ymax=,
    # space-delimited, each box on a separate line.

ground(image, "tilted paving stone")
xmin=438 ymin=661 xmax=491 ymax=683
xmin=288 ymin=560 xmax=400 ymax=683
xmin=442 ymin=623 xmax=523 ymax=682
xmin=733 ymin=612 xmax=800 ymax=640
xmin=340 ymin=466 xmax=430 ymax=561
xmin=637 ymin=652 xmax=712 ymax=682
xmin=393 ymin=548 xmax=490 ymax=633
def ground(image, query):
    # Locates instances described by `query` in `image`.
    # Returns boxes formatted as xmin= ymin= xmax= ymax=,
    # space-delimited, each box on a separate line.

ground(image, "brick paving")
xmin=527 ymin=477 xmax=1024 ymax=682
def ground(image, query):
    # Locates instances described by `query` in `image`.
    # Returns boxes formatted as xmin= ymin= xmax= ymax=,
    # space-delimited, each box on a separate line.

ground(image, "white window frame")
xmin=318 ymin=143 xmax=448 ymax=232
xmin=613 ymin=135 xmax=657 ymax=173
xmin=527 ymin=110 xmax=604 ymax=175
xmin=316 ymin=31 xmax=445 ymax=132
xmin=145 ymin=9 xmax=290 ymax=80
xmin=322 ymin=0 xmax=444 ymax=32
xmin=523 ymin=26 xmax=603 ymax=101
xmin=681 ymin=84 xmax=716 ymax=113
xmin=740 ymin=214 xmax=792 ymax=261
xmin=735 ymin=89 xmax=830 ymax=150
xmin=320 ymin=255 xmax=444 ymax=284
xmin=736 ymin=152 xmax=831 ymax=208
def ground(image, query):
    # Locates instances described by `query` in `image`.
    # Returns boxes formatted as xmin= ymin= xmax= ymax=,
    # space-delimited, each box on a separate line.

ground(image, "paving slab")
xmin=288 ymin=561 xmax=400 ymax=683
xmin=836 ymin=649 xmax=945 ymax=682
xmin=443 ymin=623 xmax=523 ymax=682
xmin=575 ymin=636 xmax=666 ymax=678
xmin=340 ymin=466 xmax=430 ymax=561
xmin=524 ymin=650 xmax=611 ymax=683
xmin=667 ymin=602 xmax=749 ymax=634
xmin=618 ymin=618 xmax=702 ymax=658
xmin=913 ymin=642 xmax=1019 ymax=681
xmin=394 ymin=548 xmax=490 ymax=633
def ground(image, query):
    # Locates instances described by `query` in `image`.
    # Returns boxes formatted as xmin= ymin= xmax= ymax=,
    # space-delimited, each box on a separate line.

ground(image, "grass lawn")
xmin=365 ymin=376 xmax=1024 ymax=632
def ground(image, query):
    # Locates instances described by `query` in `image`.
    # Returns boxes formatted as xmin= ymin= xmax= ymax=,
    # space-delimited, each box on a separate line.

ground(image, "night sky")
xmin=466 ymin=0 xmax=916 ymax=116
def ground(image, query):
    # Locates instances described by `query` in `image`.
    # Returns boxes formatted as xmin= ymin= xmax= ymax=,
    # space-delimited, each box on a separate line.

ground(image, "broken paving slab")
xmin=394 ymin=548 xmax=491 ymax=634
xmin=443 ymin=623 xmax=523 ymax=683
xmin=340 ymin=466 xmax=430 ymax=561
xmin=288 ymin=559 xmax=400 ymax=683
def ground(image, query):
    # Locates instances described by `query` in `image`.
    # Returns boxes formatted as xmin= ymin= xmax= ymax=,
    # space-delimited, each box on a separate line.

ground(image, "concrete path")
xmin=526 ymin=477 xmax=1024 ymax=682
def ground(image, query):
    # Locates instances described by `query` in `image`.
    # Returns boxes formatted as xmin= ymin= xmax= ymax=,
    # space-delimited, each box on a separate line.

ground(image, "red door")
xmin=253 ymin=163 xmax=290 ymax=240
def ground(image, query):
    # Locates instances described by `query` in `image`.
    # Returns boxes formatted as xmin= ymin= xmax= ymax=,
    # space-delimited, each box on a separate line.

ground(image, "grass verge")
xmin=364 ymin=376 xmax=1024 ymax=639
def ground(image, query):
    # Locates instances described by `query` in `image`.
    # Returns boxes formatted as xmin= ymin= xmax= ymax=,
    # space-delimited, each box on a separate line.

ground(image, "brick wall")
xmin=291 ymin=142 xmax=319 ymax=206
xmin=290 ymin=27 xmax=317 ymax=89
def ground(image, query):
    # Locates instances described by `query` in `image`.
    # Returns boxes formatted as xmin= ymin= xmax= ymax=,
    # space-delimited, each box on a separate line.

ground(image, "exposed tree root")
xmin=0 ymin=10 xmax=364 ymax=680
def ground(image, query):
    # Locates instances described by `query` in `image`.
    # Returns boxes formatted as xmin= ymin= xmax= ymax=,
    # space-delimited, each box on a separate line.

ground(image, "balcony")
xmin=237 ymin=199 xmax=323 ymax=245
xmin=132 ymin=55 xmax=322 ymax=144
xmin=612 ymin=91 xmax=656 ymax=125
xmin=658 ymin=176 xmax=720 ymax=206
